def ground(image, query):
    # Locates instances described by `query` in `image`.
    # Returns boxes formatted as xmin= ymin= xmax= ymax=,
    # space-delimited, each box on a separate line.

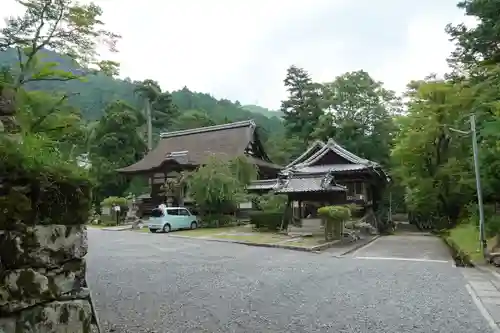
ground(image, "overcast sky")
xmin=3 ymin=0 xmax=475 ymax=110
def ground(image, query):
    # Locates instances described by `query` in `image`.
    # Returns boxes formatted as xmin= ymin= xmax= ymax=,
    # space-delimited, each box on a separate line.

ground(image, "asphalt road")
xmin=86 ymin=229 xmax=492 ymax=333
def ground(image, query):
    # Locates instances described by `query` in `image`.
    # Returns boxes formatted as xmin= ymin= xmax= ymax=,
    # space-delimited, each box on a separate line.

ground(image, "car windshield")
xmin=150 ymin=208 xmax=164 ymax=218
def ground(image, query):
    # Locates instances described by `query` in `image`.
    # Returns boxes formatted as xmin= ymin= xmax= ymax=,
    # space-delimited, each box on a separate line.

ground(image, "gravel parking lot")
xmin=86 ymin=229 xmax=491 ymax=333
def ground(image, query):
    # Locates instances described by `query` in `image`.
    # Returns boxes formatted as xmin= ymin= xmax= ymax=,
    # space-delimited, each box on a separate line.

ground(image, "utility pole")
xmin=470 ymin=114 xmax=487 ymax=258
xmin=449 ymin=114 xmax=487 ymax=258
xmin=145 ymin=99 xmax=153 ymax=151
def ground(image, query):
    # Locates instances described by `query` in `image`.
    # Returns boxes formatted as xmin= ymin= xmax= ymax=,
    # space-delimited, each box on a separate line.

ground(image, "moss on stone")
xmin=16 ymin=270 xmax=39 ymax=298
xmin=59 ymin=304 xmax=70 ymax=324
xmin=0 ymin=189 xmax=32 ymax=230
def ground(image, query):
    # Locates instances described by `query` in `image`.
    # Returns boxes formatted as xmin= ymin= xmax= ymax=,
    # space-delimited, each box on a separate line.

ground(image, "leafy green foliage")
xmin=248 ymin=211 xmax=283 ymax=230
xmin=89 ymin=100 xmax=146 ymax=206
xmin=0 ymin=134 xmax=92 ymax=229
xmin=229 ymin=155 xmax=258 ymax=185
xmin=313 ymin=70 xmax=401 ymax=167
xmin=256 ymin=193 xmax=288 ymax=213
xmin=317 ymin=205 xmax=352 ymax=241
xmin=446 ymin=0 xmax=500 ymax=69
xmin=188 ymin=155 xmax=257 ymax=218
xmin=392 ymin=79 xmax=475 ymax=226
xmin=0 ymin=0 xmax=120 ymax=87
xmin=101 ymin=196 xmax=128 ymax=208
xmin=317 ymin=205 xmax=352 ymax=221
xmin=170 ymin=109 xmax=215 ymax=131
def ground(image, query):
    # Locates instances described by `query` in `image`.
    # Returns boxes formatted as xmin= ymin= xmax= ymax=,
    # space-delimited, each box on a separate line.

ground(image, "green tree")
xmin=188 ymin=156 xmax=256 ymax=223
xmin=0 ymin=0 xmax=120 ymax=88
xmin=313 ymin=70 xmax=400 ymax=166
xmin=265 ymin=133 xmax=305 ymax=166
xmin=89 ymin=100 xmax=146 ymax=207
xmin=170 ymin=109 xmax=215 ymax=131
xmin=134 ymin=79 xmax=178 ymax=149
xmin=446 ymin=0 xmax=500 ymax=70
xmin=280 ymin=65 xmax=323 ymax=143
xmin=391 ymin=79 xmax=475 ymax=226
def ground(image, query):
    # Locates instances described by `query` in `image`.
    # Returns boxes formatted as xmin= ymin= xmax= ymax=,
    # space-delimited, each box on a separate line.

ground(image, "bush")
xmin=101 ymin=196 xmax=128 ymax=208
xmin=0 ymin=135 xmax=92 ymax=229
xmin=317 ymin=205 xmax=352 ymax=221
xmin=249 ymin=211 xmax=283 ymax=230
xmin=317 ymin=205 xmax=353 ymax=241
xmin=200 ymin=214 xmax=235 ymax=228
xmin=257 ymin=194 xmax=287 ymax=212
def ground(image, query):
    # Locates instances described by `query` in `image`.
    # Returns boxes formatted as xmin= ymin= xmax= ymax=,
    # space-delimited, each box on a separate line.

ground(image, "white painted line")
xmin=349 ymin=236 xmax=382 ymax=257
xmin=354 ymin=256 xmax=450 ymax=263
xmin=466 ymin=284 xmax=500 ymax=333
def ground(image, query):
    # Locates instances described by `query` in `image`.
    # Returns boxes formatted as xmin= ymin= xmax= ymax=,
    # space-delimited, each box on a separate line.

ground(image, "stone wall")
xmin=0 ymin=225 xmax=98 ymax=332
xmin=0 ymin=138 xmax=99 ymax=332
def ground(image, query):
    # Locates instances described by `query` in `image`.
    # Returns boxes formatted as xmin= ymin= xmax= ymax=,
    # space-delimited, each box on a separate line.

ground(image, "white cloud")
xmin=2 ymin=0 xmax=475 ymax=109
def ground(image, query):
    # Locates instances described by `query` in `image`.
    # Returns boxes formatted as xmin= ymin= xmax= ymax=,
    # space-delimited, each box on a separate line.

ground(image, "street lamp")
xmin=449 ymin=114 xmax=487 ymax=258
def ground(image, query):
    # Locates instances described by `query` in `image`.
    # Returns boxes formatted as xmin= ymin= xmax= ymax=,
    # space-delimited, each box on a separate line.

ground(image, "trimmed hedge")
xmin=249 ymin=211 xmax=283 ymax=230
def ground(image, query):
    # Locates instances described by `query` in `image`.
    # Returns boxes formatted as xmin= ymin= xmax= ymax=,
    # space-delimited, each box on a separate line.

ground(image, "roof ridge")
xmin=160 ymin=119 xmax=256 ymax=138
xmin=284 ymin=140 xmax=326 ymax=169
xmin=325 ymin=138 xmax=371 ymax=164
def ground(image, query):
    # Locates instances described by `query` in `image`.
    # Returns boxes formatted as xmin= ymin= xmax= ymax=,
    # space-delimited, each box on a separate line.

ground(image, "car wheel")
xmin=190 ymin=221 xmax=197 ymax=229
xmin=492 ymin=255 xmax=500 ymax=267
xmin=162 ymin=224 xmax=171 ymax=233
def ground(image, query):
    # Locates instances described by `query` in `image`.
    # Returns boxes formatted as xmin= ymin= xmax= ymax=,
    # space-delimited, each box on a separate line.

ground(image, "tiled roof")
xmin=275 ymin=174 xmax=346 ymax=194
xmin=292 ymin=164 xmax=369 ymax=174
xmin=247 ymin=173 xmax=347 ymax=194
xmin=283 ymin=139 xmax=390 ymax=183
xmin=246 ymin=179 xmax=278 ymax=191
xmin=117 ymin=120 xmax=280 ymax=174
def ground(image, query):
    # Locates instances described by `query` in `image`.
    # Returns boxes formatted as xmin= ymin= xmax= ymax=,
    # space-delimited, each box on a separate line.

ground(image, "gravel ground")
xmin=86 ymin=229 xmax=492 ymax=333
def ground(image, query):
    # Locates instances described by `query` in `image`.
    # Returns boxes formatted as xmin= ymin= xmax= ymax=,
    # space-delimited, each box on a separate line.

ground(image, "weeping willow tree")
xmin=188 ymin=155 xmax=257 ymax=225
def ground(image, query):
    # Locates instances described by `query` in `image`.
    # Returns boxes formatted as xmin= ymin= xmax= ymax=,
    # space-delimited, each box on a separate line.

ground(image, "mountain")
xmin=242 ymin=105 xmax=284 ymax=119
xmin=0 ymin=49 xmax=285 ymax=137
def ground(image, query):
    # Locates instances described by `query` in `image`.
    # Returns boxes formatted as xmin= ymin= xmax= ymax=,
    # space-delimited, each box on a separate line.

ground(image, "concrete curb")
xmin=167 ymin=234 xmax=342 ymax=252
xmin=474 ymin=264 xmax=500 ymax=279
xmin=99 ymin=226 xmax=133 ymax=231
xmin=340 ymin=235 xmax=381 ymax=256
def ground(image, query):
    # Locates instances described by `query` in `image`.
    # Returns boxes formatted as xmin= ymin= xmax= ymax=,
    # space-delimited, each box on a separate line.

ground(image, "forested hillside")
xmin=242 ymin=104 xmax=284 ymax=119
xmin=0 ymin=49 xmax=284 ymax=137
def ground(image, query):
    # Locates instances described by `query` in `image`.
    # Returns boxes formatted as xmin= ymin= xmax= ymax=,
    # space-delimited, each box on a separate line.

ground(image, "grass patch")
xmin=172 ymin=225 xmax=291 ymax=244
xmin=173 ymin=226 xmax=246 ymax=237
xmin=446 ymin=223 xmax=483 ymax=264
xmin=210 ymin=232 xmax=289 ymax=244
xmin=446 ymin=223 xmax=497 ymax=264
